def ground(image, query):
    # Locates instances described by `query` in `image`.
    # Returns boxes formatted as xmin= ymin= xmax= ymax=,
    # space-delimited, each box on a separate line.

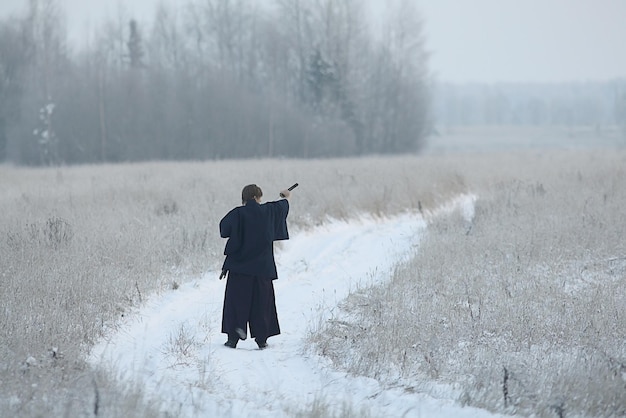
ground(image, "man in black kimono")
xmin=219 ymin=184 xmax=292 ymax=349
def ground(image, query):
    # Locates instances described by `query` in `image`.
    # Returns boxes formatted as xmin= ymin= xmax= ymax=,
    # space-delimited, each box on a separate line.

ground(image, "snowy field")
xmin=1 ymin=144 xmax=624 ymax=417
xmin=89 ymin=195 xmax=501 ymax=417
xmin=422 ymin=125 xmax=626 ymax=155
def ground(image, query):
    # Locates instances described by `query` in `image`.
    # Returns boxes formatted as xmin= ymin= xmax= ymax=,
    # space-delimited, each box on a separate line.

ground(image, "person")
xmin=219 ymin=184 xmax=292 ymax=349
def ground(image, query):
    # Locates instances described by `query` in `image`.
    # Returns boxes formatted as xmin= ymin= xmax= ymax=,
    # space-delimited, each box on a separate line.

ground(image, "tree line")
xmin=434 ymin=81 xmax=626 ymax=129
xmin=0 ymin=0 xmax=431 ymax=165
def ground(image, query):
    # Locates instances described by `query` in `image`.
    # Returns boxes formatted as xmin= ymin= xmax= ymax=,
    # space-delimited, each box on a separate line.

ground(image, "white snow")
xmin=89 ymin=194 xmax=504 ymax=417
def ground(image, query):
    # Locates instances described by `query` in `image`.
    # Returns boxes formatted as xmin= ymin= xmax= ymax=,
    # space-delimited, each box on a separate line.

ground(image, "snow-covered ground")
xmin=89 ymin=194 xmax=504 ymax=417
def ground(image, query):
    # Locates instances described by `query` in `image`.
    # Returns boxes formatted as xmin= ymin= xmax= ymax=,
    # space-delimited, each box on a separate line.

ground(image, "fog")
xmin=415 ymin=0 xmax=626 ymax=83
xmin=2 ymin=0 xmax=625 ymax=83
xmin=0 ymin=0 xmax=625 ymax=165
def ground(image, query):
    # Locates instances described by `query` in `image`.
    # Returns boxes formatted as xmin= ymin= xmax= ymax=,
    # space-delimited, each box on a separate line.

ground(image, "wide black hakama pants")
xmin=221 ymin=272 xmax=281 ymax=341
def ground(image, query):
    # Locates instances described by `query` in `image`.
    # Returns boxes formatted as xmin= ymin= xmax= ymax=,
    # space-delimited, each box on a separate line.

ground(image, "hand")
xmin=219 ymin=270 xmax=228 ymax=280
xmin=279 ymin=190 xmax=291 ymax=199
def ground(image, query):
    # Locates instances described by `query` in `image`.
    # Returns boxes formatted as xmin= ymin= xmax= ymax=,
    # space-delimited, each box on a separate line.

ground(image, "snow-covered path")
xmin=89 ymin=195 xmax=502 ymax=417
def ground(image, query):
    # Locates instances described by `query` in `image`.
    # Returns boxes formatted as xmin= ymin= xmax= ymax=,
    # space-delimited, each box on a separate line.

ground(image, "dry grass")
xmin=4 ymin=149 xmax=624 ymax=417
xmin=0 ymin=156 xmax=462 ymax=417
xmin=312 ymin=150 xmax=626 ymax=417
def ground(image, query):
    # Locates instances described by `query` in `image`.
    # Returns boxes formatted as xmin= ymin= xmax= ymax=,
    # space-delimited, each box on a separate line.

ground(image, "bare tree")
xmin=275 ymin=0 xmax=313 ymax=101
xmin=200 ymin=0 xmax=258 ymax=80
xmin=366 ymin=0 xmax=430 ymax=153
xmin=0 ymin=18 xmax=31 ymax=161
xmin=19 ymin=0 xmax=69 ymax=164
xmin=151 ymin=4 xmax=184 ymax=72
xmin=95 ymin=43 xmax=109 ymax=162
xmin=3 ymin=0 xmax=433 ymax=164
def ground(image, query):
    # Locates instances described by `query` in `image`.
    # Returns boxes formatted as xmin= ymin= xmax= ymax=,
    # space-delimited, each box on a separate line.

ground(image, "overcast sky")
xmin=416 ymin=0 xmax=626 ymax=83
xmin=1 ymin=0 xmax=625 ymax=83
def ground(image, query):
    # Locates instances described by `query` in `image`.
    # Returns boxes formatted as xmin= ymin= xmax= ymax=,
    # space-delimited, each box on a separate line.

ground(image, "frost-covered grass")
xmin=2 ymin=150 xmax=624 ymax=417
xmin=312 ymin=150 xmax=626 ymax=417
xmin=0 ymin=157 xmax=461 ymax=417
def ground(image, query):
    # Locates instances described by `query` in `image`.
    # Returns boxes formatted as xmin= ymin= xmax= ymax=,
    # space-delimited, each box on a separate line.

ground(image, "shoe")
xmin=235 ymin=327 xmax=247 ymax=340
xmin=224 ymin=338 xmax=239 ymax=348
xmin=256 ymin=339 xmax=268 ymax=350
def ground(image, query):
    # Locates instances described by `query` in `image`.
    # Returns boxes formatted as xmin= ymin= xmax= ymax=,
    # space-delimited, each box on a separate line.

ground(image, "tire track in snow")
xmin=89 ymin=194 xmax=504 ymax=417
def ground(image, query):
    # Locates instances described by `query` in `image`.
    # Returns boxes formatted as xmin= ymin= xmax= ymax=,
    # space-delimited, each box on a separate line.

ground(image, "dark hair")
xmin=241 ymin=184 xmax=263 ymax=203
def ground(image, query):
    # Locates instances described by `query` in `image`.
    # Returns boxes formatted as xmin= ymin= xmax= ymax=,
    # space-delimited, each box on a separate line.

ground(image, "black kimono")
xmin=220 ymin=199 xmax=289 ymax=342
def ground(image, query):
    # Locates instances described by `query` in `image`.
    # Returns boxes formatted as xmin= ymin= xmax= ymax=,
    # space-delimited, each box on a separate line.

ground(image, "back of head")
xmin=242 ymin=184 xmax=263 ymax=204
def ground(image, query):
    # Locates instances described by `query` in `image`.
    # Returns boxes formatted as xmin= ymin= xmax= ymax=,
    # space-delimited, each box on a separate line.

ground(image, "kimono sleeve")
xmin=220 ymin=208 xmax=241 ymax=255
xmin=271 ymin=199 xmax=290 ymax=241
